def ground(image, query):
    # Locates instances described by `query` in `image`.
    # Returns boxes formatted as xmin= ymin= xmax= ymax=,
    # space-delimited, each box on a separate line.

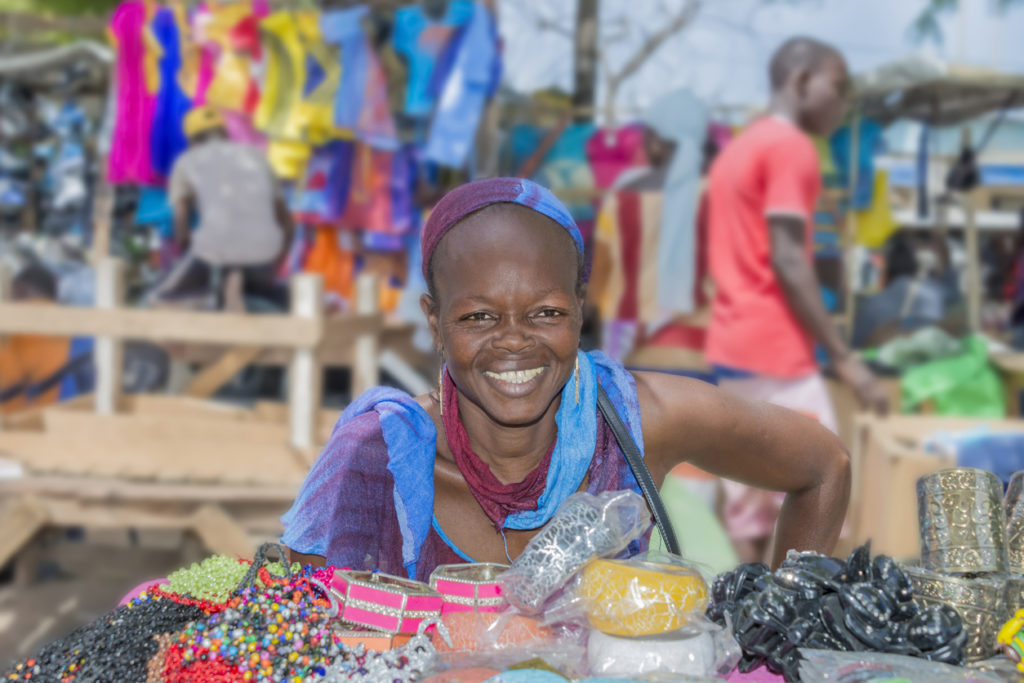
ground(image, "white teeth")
xmin=484 ymin=367 xmax=545 ymax=384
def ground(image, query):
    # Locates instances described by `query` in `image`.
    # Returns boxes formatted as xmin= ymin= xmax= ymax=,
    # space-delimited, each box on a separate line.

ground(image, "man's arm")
xmin=769 ymin=215 xmax=889 ymax=414
xmin=172 ymin=194 xmax=193 ymax=253
xmin=273 ymin=195 xmax=296 ymax=270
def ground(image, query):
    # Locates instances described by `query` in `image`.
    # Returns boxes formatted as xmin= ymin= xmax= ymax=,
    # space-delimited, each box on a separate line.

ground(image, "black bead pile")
xmin=2 ymin=594 xmax=205 ymax=682
xmin=707 ymin=544 xmax=967 ymax=682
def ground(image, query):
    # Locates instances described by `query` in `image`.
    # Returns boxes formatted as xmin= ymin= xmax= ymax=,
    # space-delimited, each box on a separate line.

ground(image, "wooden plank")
xmin=94 ymin=258 xmax=124 ymax=416
xmin=185 ymin=347 xmax=264 ymax=398
xmin=0 ymin=475 xmax=299 ymax=503
xmin=0 ymin=495 xmax=50 ymax=570
xmin=2 ymin=412 xmax=308 ymax=485
xmin=191 ymin=503 xmax=256 ymax=559
xmin=289 ymin=275 xmax=324 ymax=451
xmin=0 ymin=303 xmax=322 ymax=348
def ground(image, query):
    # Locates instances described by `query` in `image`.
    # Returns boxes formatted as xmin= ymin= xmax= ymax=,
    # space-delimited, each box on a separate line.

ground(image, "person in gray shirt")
xmin=151 ymin=105 xmax=295 ymax=309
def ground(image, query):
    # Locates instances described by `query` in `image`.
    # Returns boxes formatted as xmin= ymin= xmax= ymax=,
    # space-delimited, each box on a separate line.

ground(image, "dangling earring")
xmin=574 ymin=355 xmax=580 ymax=405
xmin=438 ymin=363 xmax=445 ymax=416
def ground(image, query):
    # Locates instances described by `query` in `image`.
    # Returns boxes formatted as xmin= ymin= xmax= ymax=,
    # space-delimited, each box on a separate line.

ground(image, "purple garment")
xmin=282 ymin=351 xmax=650 ymax=580
xmin=282 ymin=403 xmax=648 ymax=583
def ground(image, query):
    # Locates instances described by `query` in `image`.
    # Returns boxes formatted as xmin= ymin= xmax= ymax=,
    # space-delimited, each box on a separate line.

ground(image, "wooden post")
xmin=90 ymin=155 xmax=113 ymax=264
xmin=841 ymin=110 xmax=861 ymax=336
xmin=288 ymin=273 xmax=324 ymax=451
xmin=352 ymin=273 xmax=379 ymax=398
xmin=0 ymin=261 xmax=10 ymax=301
xmin=962 ymin=127 xmax=982 ymax=333
xmin=94 ymin=258 xmax=124 ymax=415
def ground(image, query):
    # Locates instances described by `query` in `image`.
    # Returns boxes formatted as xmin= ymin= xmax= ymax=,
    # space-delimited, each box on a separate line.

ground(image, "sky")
xmin=496 ymin=0 xmax=1024 ymax=120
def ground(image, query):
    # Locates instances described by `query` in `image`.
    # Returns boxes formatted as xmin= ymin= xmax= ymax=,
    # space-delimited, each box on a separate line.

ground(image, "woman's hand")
xmin=634 ymin=371 xmax=851 ymax=567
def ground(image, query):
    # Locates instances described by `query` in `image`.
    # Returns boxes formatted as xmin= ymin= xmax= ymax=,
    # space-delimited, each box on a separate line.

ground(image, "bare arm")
xmin=273 ymin=195 xmax=296 ymax=270
xmin=287 ymin=548 xmax=326 ymax=568
xmin=636 ymin=371 xmax=851 ymax=566
xmin=769 ymin=215 xmax=888 ymax=414
xmin=172 ymin=194 xmax=193 ymax=253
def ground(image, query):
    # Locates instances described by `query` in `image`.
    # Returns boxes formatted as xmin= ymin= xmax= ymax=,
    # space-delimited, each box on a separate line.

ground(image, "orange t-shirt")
xmin=704 ymin=116 xmax=819 ymax=378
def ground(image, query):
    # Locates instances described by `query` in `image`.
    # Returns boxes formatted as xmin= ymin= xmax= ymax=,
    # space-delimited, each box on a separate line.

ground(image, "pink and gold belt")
xmin=429 ymin=563 xmax=508 ymax=614
xmin=328 ymin=570 xmax=443 ymax=634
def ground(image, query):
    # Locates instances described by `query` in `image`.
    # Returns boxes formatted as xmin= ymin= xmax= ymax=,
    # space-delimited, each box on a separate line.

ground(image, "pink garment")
xmin=726 ymin=667 xmax=786 ymax=682
xmin=118 ymin=578 xmax=165 ymax=606
xmin=108 ymin=0 xmax=161 ymax=185
xmin=358 ymin=47 xmax=398 ymax=148
xmin=717 ymin=372 xmax=837 ymax=540
xmin=585 ymin=124 xmax=647 ymax=190
xmin=709 ymin=121 xmax=733 ymax=150
xmin=223 ymin=109 xmax=268 ymax=147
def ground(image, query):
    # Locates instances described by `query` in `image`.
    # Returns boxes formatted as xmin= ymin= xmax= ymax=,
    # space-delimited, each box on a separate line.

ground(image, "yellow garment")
xmin=183 ymin=105 xmax=225 ymax=139
xmin=170 ymin=0 xmax=200 ymax=98
xmin=203 ymin=2 xmax=260 ymax=112
xmin=578 ymin=558 xmax=707 ymax=637
xmin=142 ymin=0 xmax=161 ymax=96
xmin=293 ymin=19 xmax=345 ymax=145
xmin=854 ymin=170 xmax=898 ymax=248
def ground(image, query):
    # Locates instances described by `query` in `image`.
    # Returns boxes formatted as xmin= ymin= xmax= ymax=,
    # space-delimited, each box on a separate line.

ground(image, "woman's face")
xmin=422 ymin=204 xmax=583 ymax=428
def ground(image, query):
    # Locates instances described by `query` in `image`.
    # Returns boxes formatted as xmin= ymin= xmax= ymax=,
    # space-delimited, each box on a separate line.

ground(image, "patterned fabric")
xmin=281 ymin=351 xmax=649 ymax=581
xmin=420 ymin=177 xmax=584 ymax=281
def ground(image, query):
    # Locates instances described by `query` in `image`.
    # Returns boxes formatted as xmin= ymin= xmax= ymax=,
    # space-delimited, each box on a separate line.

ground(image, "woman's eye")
xmin=462 ymin=312 xmax=493 ymax=322
xmin=535 ymin=308 xmax=563 ymax=318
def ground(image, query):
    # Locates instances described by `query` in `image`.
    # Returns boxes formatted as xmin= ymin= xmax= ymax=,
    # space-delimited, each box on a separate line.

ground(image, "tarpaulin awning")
xmin=854 ymin=54 xmax=1024 ymax=126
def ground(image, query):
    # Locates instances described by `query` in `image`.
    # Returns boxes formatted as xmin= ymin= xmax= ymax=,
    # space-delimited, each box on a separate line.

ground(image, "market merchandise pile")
xmin=4 ymin=486 xmax=1024 ymax=682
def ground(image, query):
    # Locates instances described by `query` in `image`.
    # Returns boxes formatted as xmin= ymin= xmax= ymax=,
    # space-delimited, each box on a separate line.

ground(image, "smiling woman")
xmin=281 ymin=177 xmax=851 ymax=581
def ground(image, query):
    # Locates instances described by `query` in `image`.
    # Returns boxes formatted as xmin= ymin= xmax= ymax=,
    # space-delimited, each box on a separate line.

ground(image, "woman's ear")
xmin=420 ymin=293 xmax=441 ymax=349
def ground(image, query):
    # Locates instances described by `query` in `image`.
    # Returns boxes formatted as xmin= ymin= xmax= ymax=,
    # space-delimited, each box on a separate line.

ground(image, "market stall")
xmin=5 ymin=471 xmax=1024 ymax=682
xmin=848 ymin=54 xmax=1024 ymax=334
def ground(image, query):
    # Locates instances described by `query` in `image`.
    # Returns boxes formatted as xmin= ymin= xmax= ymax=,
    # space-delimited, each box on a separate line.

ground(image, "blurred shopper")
xmin=706 ymin=37 xmax=889 ymax=562
xmin=150 ymin=105 xmax=294 ymax=309
xmin=0 ymin=264 xmax=92 ymax=414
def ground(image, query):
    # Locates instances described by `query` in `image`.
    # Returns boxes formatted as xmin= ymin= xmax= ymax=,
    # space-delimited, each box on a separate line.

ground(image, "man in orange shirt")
xmin=706 ymin=37 xmax=888 ymax=561
xmin=0 ymin=265 xmax=91 ymax=414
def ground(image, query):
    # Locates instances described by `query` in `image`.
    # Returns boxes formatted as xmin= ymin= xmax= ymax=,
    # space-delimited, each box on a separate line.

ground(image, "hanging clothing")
xmin=424 ymin=1 xmax=500 ymax=169
xmin=392 ymin=0 xmax=474 ymax=118
xmin=641 ymin=88 xmax=708 ymax=318
xmin=585 ymin=125 xmax=647 ymax=190
xmin=150 ymin=5 xmax=192 ymax=177
xmin=829 ymin=118 xmax=884 ymax=210
xmin=199 ymin=1 xmax=267 ymax=113
xmin=281 ymin=350 xmax=649 ymax=581
xmin=304 ymin=226 xmax=355 ymax=301
xmin=108 ymin=0 xmax=160 ymax=185
xmin=321 ymin=7 xmax=398 ymax=150
xmin=0 ymin=324 xmax=93 ymax=416
xmin=533 ymin=123 xmax=598 ymax=223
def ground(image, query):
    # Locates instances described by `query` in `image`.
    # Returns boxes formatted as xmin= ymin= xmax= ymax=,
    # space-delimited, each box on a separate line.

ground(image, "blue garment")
xmin=322 ymin=7 xmax=370 ymax=131
xmin=830 ymin=118 xmax=884 ymax=210
xmin=150 ymin=7 xmax=192 ymax=177
xmin=533 ymin=123 xmax=597 ymax=222
xmin=281 ymin=350 xmax=644 ymax=579
xmin=392 ymin=0 xmax=474 ymax=118
xmin=642 ymin=89 xmax=708 ymax=318
xmin=135 ymin=186 xmax=174 ymax=239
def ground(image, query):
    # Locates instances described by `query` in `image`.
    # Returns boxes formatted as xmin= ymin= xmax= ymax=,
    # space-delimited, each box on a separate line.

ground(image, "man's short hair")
xmin=769 ymin=36 xmax=842 ymax=91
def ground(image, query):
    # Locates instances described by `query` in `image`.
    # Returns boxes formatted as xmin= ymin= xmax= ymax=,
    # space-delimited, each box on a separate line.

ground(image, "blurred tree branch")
xmin=911 ymin=0 xmax=1024 ymax=44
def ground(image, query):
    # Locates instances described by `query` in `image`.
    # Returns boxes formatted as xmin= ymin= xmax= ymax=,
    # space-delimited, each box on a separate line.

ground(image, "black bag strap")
xmin=596 ymin=384 xmax=681 ymax=555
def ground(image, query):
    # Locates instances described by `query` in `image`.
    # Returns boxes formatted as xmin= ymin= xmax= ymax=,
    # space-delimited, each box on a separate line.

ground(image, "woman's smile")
xmin=482 ymin=366 xmax=548 ymax=396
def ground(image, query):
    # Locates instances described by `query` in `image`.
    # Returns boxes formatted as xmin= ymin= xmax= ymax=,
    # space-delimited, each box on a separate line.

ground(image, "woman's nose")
xmin=492 ymin=318 xmax=534 ymax=352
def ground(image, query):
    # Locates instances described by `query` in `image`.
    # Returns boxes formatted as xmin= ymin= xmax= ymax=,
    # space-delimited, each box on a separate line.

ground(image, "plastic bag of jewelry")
xmin=797 ymin=648 xmax=1005 ymax=682
xmin=499 ymin=490 xmax=653 ymax=614
xmin=586 ymin=615 xmax=742 ymax=678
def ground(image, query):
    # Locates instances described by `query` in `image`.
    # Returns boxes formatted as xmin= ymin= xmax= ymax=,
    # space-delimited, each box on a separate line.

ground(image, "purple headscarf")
xmin=420 ymin=177 xmax=585 ymax=281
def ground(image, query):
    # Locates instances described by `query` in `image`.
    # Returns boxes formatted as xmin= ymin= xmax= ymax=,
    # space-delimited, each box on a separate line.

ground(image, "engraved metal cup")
xmin=907 ymin=566 xmax=1011 ymax=663
xmin=1006 ymin=471 xmax=1024 ymax=573
xmin=917 ymin=468 xmax=1008 ymax=574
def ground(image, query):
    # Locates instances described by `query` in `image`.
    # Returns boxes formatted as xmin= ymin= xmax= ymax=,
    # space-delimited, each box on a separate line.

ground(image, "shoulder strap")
xmin=596 ymin=384 xmax=681 ymax=555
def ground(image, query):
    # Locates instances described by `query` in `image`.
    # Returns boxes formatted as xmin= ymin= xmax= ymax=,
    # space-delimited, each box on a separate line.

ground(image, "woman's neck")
xmin=455 ymin=394 xmax=560 ymax=485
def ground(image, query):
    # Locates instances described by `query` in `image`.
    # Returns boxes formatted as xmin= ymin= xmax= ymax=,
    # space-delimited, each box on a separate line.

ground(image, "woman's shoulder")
xmin=318 ymin=388 xmax=438 ymax=467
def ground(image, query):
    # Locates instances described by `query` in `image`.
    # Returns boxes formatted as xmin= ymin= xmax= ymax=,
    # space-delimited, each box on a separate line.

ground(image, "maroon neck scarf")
xmin=441 ymin=369 xmax=555 ymax=530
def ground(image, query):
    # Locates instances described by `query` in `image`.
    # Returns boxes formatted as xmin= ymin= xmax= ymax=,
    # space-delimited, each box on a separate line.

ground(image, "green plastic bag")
xmin=901 ymin=336 xmax=1005 ymax=417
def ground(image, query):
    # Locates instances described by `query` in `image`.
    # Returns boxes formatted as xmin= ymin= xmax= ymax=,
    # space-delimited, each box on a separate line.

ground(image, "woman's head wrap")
xmin=420 ymin=177 xmax=584 ymax=283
